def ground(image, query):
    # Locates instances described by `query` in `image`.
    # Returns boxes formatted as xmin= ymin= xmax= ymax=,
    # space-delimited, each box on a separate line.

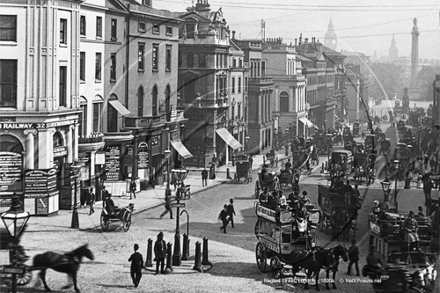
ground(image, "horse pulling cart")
xmin=366 ymin=211 xmax=437 ymax=293
xmin=100 ymin=202 xmax=134 ymax=232
xmin=235 ymin=154 xmax=252 ymax=184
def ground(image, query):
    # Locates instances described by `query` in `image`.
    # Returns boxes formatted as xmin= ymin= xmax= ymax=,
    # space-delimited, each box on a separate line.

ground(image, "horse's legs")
xmin=325 ymin=269 xmax=331 ymax=290
xmin=332 ymin=270 xmax=337 ymax=289
xmin=62 ymin=275 xmax=73 ymax=289
xmin=40 ymin=269 xmax=51 ymax=292
xmin=72 ymin=271 xmax=80 ymax=293
xmin=315 ymin=269 xmax=321 ymax=291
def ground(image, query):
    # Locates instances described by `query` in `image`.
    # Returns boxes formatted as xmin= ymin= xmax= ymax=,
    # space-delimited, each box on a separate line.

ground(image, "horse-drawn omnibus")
xmin=329 ymin=149 xmax=354 ymax=181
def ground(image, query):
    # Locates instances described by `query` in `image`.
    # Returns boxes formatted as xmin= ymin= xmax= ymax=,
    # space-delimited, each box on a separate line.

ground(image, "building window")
xmin=166 ymin=26 xmax=173 ymax=36
xmin=96 ymin=16 xmax=102 ymax=38
xmin=138 ymin=43 xmax=145 ymax=71
xmin=238 ymin=103 xmax=241 ymax=119
xmin=0 ymin=60 xmax=17 ymax=107
xmin=166 ymin=45 xmax=172 ymax=71
xmin=232 ymin=58 xmax=236 ymax=68
xmin=152 ymin=85 xmax=158 ymax=116
xmin=137 ymin=87 xmax=144 ymax=116
xmin=231 ymin=77 xmax=235 ymax=94
xmin=110 ymin=54 xmax=116 ymax=81
xmin=238 ymin=77 xmax=241 ymax=93
xmin=165 ymin=85 xmax=171 ymax=121
xmin=80 ymin=52 xmax=85 ymax=82
xmin=0 ymin=15 xmax=17 ymax=41
xmin=95 ymin=53 xmax=102 ymax=81
xmin=60 ymin=18 xmax=67 ymax=45
xmin=59 ymin=66 xmax=67 ymax=107
xmin=186 ymin=22 xmax=195 ymax=39
xmin=80 ymin=15 xmax=86 ymax=36
xmin=93 ymin=102 xmax=101 ymax=132
xmin=280 ymin=91 xmax=289 ymax=113
xmin=152 ymin=44 xmax=159 ymax=71
xmin=111 ymin=19 xmax=117 ymax=41
xmin=239 ymin=59 xmax=243 ymax=68
xmin=79 ymin=103 xmax=87 ymax=137
xmin=138 ymin=21 xmax=146 ymax=32
xmin=152 ymin=24 xmax=159 ymax=34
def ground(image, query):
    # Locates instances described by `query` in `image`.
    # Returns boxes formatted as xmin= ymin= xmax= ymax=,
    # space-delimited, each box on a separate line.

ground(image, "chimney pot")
xmin=295 ymin=39 xmax=297 ymax=46
xmin=232 ymin=30 xmax=236 ymax=39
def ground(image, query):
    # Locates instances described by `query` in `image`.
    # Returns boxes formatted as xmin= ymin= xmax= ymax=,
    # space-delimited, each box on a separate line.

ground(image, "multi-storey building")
xmin=297 ymin=37 xmax=338 ymax=132
xmin=0 ymin=0 xmax=82 ymax=214
xmin=262 ymin=38 xmax=308 ymax=144
xmin=235 ymin=38 xmax=274 ymax=155
xmin=176 ymin=0 xmax=240 ymax=167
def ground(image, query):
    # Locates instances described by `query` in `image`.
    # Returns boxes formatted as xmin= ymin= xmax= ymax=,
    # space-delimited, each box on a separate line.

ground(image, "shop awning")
xmin=170 ymin=140 xmax=193 ymax=159
xmin=215 ymin=128 xmax=242 ymax=150
xmin=299 ymin=117 xmax=315 ymax=128
xmin=108 ymin=100 xmax=132 ymax=116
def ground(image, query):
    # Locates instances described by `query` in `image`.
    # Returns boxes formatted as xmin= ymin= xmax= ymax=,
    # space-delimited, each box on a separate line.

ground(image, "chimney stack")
xmin=232 ymin=30 xmax=236 ymax=39
xmin=295 ymin=38 xmax=297 ymax=46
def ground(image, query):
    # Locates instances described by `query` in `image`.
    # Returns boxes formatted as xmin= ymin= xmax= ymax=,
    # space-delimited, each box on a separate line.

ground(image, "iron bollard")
xmin=182 ymin=233 xmax=189 ymax=261
xmin=202 ymin=237 xmax=210 ymax=265
xmin=193 ymin=241 xmax=202 ymax=272
xmin=226 ymin=168 xmax=231 ymax=179
xmin=320 ymin=163 xmax=324 ymax=173
xmin=145 ymin=238 xmax=153 ymax=267
xmin=166 ymin=242 xmax=173 ymax=273
xmin=325 ymin=161 xmax=328 ymax=171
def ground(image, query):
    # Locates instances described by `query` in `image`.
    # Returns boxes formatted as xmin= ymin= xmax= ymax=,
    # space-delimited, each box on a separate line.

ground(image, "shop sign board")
xmin=24 ymin=169 xmax=57 ymax=196
xmin=53 ymin=146 xmax=67 ymax=157
xmin=104 ymin=146 xmax=120 ymax=181
xmin=138 ymin=142 xmax=149 ymax=169
xmin=0 ymin=120 xmax=76 ymax=130
xmin=151 ymin=135 xmax=160 ymax=155
xmin=0 ymin=152 xmax=23 ymax=192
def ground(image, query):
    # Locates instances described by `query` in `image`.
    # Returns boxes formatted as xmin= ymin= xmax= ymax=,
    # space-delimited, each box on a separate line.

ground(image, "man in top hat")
xmin=154 ymin=232 xmax=167 ymax=275
xmin=402 ymin=211 xmax=420 ymax=250
xmin=128 ymin=243 xmax=144 ymax=287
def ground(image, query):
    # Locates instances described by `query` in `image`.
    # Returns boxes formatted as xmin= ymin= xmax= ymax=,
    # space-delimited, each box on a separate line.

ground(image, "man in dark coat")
xmin=154 ymin=232 xmax=167 ymax=275
xmin=227 ymin=199 xmax=236 ymax=228
xmin=160 ymin=191 xmax=173 ymax=219
xmin=102 ymin=185 xmax=109 ymax=208
xmin=423 ymin=179 xmax=433 ymax=211
xmin=218 ymin=204 xmax=229 ymax=234
xmin=347 ymin=239 xmax=360 ymax=276
xmin=201 ymin=167 xmax=208 ymax=187
xmin=130 ymin=180 xmax=137 ymax=200
xmin=88 ymin=188 xmax=95 ymax=216
xmin=128 ymin=243 xmax=144 ymax=287
xmin=284 ymin=159 xmax=292 ymax=171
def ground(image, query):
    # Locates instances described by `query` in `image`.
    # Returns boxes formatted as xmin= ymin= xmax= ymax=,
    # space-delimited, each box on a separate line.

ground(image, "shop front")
xmin=0 ymin=134 xmax=24 ymax=204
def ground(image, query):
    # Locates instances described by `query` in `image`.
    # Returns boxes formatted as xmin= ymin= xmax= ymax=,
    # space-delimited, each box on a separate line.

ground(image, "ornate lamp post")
xmin=393 ymin=159 xmax=400 ymax=209
xmin=245 ymin=135 xmax=250 ymax=155
xmin=171 ymin=168 xmax=188 ymax=266
xmin=164 ymin=149 xmax=172 ymax=200
xmin=1 ymin=196 xmax=30 ymax=293
xmin=381 ymin=177 xmax=391 ymax=202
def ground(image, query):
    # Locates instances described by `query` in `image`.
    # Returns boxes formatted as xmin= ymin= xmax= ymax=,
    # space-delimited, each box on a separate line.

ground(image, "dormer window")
xmin=185 ymin=20 xmax=196 ymax=39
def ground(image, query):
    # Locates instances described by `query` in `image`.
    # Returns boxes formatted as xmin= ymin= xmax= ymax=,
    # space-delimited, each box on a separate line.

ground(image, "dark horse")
xmin=315 ymin=245 xmax=348 ymax=290
xmin=32 ymin=244 xmax=94 ymax=293
xmin=288 ymin=247 xmax=336 ymax=291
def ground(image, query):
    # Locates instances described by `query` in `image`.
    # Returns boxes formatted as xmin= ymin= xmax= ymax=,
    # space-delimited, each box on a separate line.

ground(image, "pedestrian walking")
xmin=209 ymin=162 xmax=216 ymax=179
xmin=128 ymin=243 xmax=144 ymax=288
xmin=88 ymin=188 xmax=95 ymax=215
xmin=102 ymin=185 xmax=109 ymax=208
xmin=347 ymin=239 xmax=360 ymax=276
xmin=218 ymin=204 xmax=229 ymax=234
xmin=154 ymin=232 xmax=167 ymax=275
xmin=201 ymin=167 xmax=208 ymax=187
xmin=423 ymin=179 xmax=432 ymax=212
xmin=130 ymin=180 xmax=137 ymax=199
xmin=160 ymin=191 xmax=173 ymax=219
xmin=429 ymin=156 xmax=435 ymax=172
xmin=227 ymin=199 xmax=236 ymax=228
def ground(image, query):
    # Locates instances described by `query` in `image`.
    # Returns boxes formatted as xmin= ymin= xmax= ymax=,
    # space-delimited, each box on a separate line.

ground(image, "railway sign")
xmin=171 ymin=203 xmax=185 ymax=208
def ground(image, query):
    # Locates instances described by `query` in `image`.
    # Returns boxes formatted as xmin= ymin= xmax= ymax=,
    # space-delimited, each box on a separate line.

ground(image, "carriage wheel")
xmin=255 ymin=180 xmax=260 ymax=199
xmin=17 ymin=268 xmax=32 ymax=286
xmin=122 ymin=212 xmax=132 ymax=232
xmin=270 ymin=256 xmax=283 ymax=279
xmin=256 ymin=242 xmax=267 ymax=272
xmin=100 ymin=214 xmax=109 ymax=231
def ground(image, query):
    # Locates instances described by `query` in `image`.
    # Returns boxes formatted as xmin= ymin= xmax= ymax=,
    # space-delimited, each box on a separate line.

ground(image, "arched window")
xmin=137 ymin=86 xmax=144 ymax=116
xmin=152 ymin=85 xmax=158 ymax=116
xmin=53 ymin=132 xmax=64 ymax=148
xmin=107 ymin=95 xmax=118 ymax=132
xmin=79 ymin=96 xmax=87 ymax=137
xmin=165 ymin=85 xmax=171 ymax=121
xmin=0 ymin=134 xmax=23 ymax=153
xmin=280 ymin=91 xmax=289 ymax=113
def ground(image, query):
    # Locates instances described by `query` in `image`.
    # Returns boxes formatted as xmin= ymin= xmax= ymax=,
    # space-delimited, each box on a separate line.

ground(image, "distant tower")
xmin=389 ymin=33 xmax=398 ymax=60
xmin=324 ymin=18 xmax=337 ymax=50
xmin=411 ymin=18 xmax=419 ymax=87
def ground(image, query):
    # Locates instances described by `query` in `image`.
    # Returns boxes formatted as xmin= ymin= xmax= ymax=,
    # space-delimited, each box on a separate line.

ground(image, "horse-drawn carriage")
xmin=380 ymin=138 xmax=392 ymax=156
xmin=100 ymin=201 xmax=134 ymax=232
xmin=312 ymin=133 xmax=333 ymax=155
xmin=329 ymin=149 xmax=354 ymax=181
xmin=353 ymin=151 xmax=375 ymax=185
xmin=367 ymin=211 xmax=437 ymax=293
xmin=318 ymin=183 xmax=359 ymax=241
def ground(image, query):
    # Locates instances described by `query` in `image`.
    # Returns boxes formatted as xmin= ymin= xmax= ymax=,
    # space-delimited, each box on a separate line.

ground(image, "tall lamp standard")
xmin=381 ymin=177 xmax=391 ymax=202
xmin=171 ymin=168 xmax=188 ymax=266
xmin=245 ymin=135 xmax=250 ymax=155
xmin=393 ymin=159 xmax=400 ymax=209
xmin=164 ymin=149 xmax=172 ymax=204
xmin=1 ymin=196 xmax=30 ymax=293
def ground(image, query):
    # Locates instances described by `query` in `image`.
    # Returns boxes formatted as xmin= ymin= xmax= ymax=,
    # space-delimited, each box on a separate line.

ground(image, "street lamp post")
xmin=381 ymin=177 xmax=391 ymax=202
xmin=164 ymin=149 xmax=172 ymax=200
xmin=245 ymin=135 xmax=250 ymax=155
xmin=393 ymin=160 xmax=400 ymax=210
xmin=171 ymin=168 xmax=188 ymax=266
xmin=1 ymin=196 xmax=30 ymax=293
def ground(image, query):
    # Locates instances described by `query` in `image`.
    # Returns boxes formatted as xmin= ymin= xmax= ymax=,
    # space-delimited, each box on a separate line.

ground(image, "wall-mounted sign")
xmin=104 ymin=145 xmax=120 ymax=181
xmin=151 ymin=135 xmax=160 ymax=156
xmin=0 ymin=152 xmax=23 ymax=192
xmin=53 ymin=146 xmax=68 ymax=157
xmin=138 ymin=142 xmax=149 ymax=169
xmin=24 ymin=168 xmax=57 ymax=197
xmin=95 ymin=152 xmax=106 ymax=165
xmin=0 ymin=120 xmax=76 ymax=130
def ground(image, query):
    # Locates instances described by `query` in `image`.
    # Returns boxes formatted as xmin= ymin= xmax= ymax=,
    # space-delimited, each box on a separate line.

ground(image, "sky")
xmin=153 ymin=0 xmax=440 ymax=60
